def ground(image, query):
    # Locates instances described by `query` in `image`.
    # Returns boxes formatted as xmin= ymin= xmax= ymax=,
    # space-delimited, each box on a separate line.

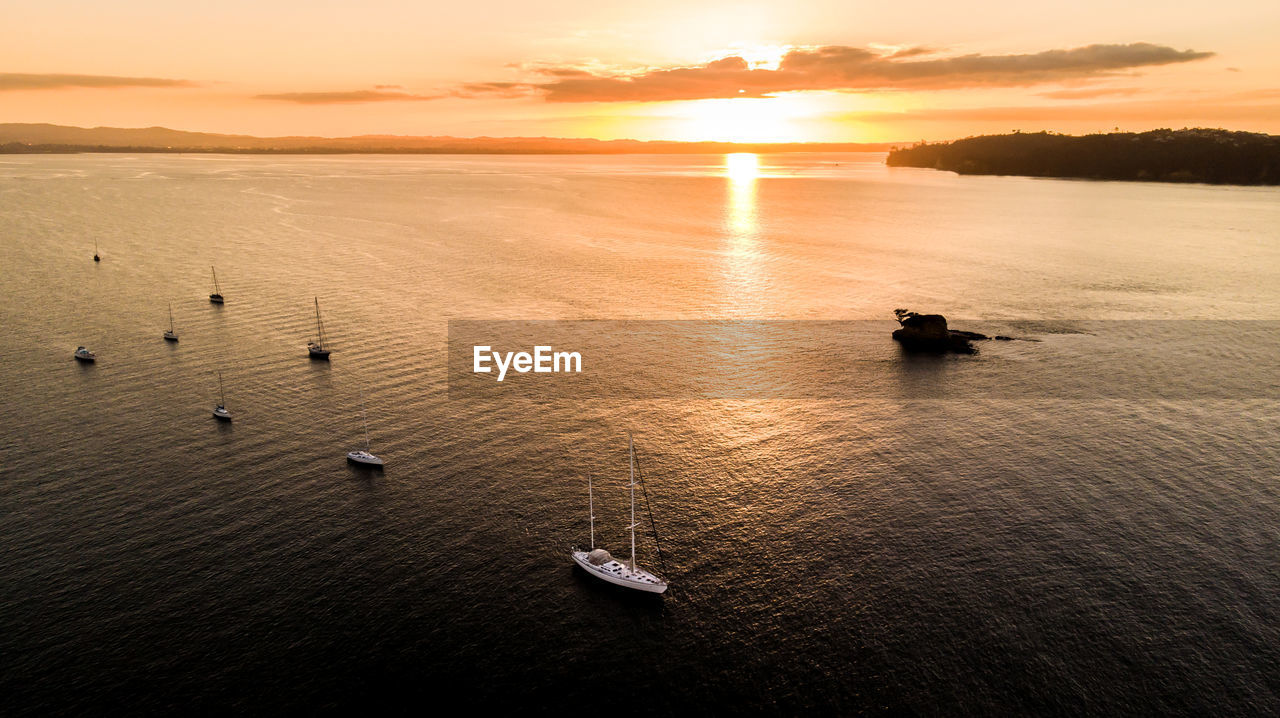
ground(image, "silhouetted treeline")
xmin=886 ymin=129 xmax=1280 ymax=185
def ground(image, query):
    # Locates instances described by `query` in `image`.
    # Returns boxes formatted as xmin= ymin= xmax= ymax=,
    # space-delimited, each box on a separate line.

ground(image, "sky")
xmin=2 ymin=0 xmax=1278 ymax=142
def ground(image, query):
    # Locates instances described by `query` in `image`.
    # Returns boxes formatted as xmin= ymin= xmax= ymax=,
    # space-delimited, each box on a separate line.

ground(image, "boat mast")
xmin=211 ymin=266 xmax=220 ymax=294
xmin=218 ymin=371 xmax=226 ymax=406
xmin=588 ymin=474 xmax=595 ymax=550
xmin=360 ymin=386 xmax=370 ymax=451
xmin=168 ymin=302 xmax=175 ymax=332
xmin=314 ymin=297 xmax=325 ymax=349
xmin=629 ymin=433 xmax=636 ymax=570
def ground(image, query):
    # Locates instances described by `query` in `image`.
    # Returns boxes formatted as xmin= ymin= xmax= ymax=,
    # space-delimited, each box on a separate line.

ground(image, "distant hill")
xmin=0 ymin=123 xmax=897 ymax=155
xmin=885 ymin=129 xmax=1280 ymax=185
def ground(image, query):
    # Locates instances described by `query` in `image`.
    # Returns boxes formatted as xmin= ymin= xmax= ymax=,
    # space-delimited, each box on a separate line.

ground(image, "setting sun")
xmin=724 ymin=152 xmax=761 ymax=181
xmin=665 ymin=96 xmax=820 ymax=143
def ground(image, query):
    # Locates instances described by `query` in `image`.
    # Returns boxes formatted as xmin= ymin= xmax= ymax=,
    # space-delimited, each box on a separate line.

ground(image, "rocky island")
xmin=892 ymin=309 xmax=1009 ymax=354
xmin=886 ymin=129 xmax=1280 ymax=185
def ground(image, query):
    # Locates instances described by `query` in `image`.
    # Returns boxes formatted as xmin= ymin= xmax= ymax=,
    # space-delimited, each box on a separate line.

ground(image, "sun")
xmin=668 ymin=95 xmax=816 ymax=143
xmin=725 ymin=152 xmax=760 ymax=181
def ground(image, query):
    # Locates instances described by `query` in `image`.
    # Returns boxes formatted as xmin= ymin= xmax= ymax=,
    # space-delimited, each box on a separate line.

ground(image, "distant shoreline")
xmin=0 ymin=124 xmax=899 ymax=155
xmin=886 ymin=129 xmax=1280 ymax=186
xmin=0 ymin=143 xmax=891 ymax=156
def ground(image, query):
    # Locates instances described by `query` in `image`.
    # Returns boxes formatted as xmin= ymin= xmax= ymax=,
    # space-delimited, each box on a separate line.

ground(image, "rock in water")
xmin=891 ymin=309 xmax=986 ymax=354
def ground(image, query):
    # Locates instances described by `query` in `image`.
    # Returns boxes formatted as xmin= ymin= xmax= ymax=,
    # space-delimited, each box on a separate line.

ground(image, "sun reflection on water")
xmin=721 ymin=153 xmax=768 ymax=316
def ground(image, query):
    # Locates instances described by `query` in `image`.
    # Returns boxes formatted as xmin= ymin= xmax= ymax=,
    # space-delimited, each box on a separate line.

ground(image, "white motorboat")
xmin=73 ymin=346 xmax=96 ymax=362
xmin=570 ymin=435 xmax=668 ymax=594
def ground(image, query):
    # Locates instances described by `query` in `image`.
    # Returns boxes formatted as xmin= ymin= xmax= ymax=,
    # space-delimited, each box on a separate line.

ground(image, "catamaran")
xmin=212 ymin=370 xmax=232 ymax=421
xmin=163 ymin=302 xmax=179 ymax=342
xmin=307 ymin=296 xmax=330 ymax=359
xmin=209 ymin=266 xmax=225 ymax=304
xmin=570 ymin=435 xmax=668 ymax=594
xmin=346 ymin=387 xmax=384 ymax=466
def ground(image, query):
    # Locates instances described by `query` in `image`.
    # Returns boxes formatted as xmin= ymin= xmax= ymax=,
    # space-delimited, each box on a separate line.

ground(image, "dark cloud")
xmin=0 ymin=73 xmax=196 ymax=91
xmin=254 ymin=89 xmax=442 ymax=104
xmin=843 ymin=94 xmax=1279 ymax=124
xmin=518 ymin=43 xmax=1213 ymax=102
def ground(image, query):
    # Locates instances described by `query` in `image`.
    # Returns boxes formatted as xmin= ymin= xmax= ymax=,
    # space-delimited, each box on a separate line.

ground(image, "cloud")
xmin=254 ymin=89 xmax=443 ymax=104
xmin=1038 ymin=87 xmax=1142 ymax=100
xmin=0 ymin=73 xmax=196 ymax=91
xmin=510 ymin=42 xmax=1213 ymax=102
xmin=453 ymin=82 xmax=535 ymax=98
xmin=841 ymin=94 xmax=1280 ymax=124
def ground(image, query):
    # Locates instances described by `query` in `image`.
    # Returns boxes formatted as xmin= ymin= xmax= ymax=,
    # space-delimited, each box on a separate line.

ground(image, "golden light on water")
xmin=725 ymin=153 xmax=759 ymax=237
xmin=722 ymin=153 xmax=766 ymax=315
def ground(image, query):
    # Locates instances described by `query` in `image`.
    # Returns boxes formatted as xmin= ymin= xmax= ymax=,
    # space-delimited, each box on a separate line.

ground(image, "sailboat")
xmin=570 ymin=435 xmax=668 ymax=594
xmin=307 ymin=297 xmax=330 ymax=359
xmin=212 ymin=371 xmax=232 ymax=421
xmin=93 ymin=240 xmax=100 ymax=262
xmin=74 ymin=346 xmax=96 ymax=362
xmin=209 ymin=266 xmax=225 ymax=304
xmin=163 ymin=302 xmax=179 ymax=342
xmin=346 ymin=387 xmax=384 ymax=466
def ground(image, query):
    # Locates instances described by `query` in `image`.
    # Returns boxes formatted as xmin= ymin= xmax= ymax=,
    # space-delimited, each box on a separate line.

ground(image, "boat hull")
xmin=308 ymin=345 xmax=330 ymax=359
xmin=213 ymin=408 xmax=231 ymax=421
xmin=209 ymin=294 xmax=224 ymax=304
xmin=163 ymin=333 xmax=178 ymax=342
xmin=74 ymin=354 xmax=95 ymax=363
xmin=571 ymin=551 xmax=668 ymax=593
xmin=347 ymin=451 xmax=384 ymax=466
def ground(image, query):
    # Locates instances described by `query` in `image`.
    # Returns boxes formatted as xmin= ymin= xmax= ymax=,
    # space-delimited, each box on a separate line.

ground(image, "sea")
xmin=1 ymin=152 xmax=1278 ymax=715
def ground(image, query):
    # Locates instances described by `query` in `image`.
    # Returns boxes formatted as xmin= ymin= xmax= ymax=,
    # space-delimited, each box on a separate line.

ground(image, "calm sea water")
xmin=1 ymin=153 xmax=1278 ymax=715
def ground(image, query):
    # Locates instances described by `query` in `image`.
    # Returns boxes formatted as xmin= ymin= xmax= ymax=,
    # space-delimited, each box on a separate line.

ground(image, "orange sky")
xmin=2 ymin=0 xmax=1278 ymax=142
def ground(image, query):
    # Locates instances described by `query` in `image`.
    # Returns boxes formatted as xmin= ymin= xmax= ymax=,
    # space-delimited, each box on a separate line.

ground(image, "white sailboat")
xmin=346 ymin=387 xmax=384 ymax=466
xmin=209 ymin=266 xmax=225 ymax=304
xmin=212 ymin=370 xmax=232 ymax=421
xmin=307 ymin=296 xmax=330 ymax=359
xmin=570 ymin=435 xmax=668 ymax=594
xmin=163 ymin=302 xmax=179 ymax=342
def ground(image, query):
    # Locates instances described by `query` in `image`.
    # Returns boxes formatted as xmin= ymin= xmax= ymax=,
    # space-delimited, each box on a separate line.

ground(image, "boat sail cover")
xmin=587 ymin=549 xmax=613 ymax=566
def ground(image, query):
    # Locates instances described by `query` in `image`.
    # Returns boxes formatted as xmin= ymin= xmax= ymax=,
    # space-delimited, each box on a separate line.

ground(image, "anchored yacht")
xmin=212 ymin=370 xmax=232 ymax=421
xmin=570 ymin=435 xmax=668 ymax=594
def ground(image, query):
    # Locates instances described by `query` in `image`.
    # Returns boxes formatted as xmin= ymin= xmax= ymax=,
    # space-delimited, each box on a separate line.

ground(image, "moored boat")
xmin=307 ymin=296 xmax=330 ymax=359
xmin=209 ymin=266 xmax=225 ymax=304
xmin=570 ymin=435 xmax=668 ymax=594
xmin=212 ymin=370 xmax=232 ymax=421
xmin=163 ymin=302 xmax=179 ymax=342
